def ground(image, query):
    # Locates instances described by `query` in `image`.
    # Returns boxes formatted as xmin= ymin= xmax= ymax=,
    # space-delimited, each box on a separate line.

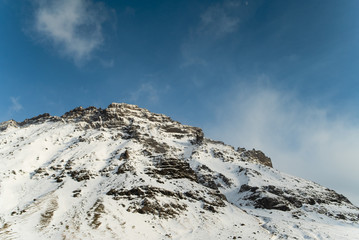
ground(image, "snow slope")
xmin=0 ymin=103 xmax=358 ymax=240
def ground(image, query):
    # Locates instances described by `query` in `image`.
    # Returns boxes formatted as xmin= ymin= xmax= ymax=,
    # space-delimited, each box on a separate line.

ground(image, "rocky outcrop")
xmin=0 ymin=120 xmax=18 ymax=131
xmin=5 ymin=103 xmax=270 ymax=169
xmin=237 ymin=148 xmax=273 ymax=167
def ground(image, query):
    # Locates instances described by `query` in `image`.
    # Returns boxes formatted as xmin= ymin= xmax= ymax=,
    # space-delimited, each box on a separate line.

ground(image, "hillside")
xmin=0 ymin=103 xmax=358 ymax=240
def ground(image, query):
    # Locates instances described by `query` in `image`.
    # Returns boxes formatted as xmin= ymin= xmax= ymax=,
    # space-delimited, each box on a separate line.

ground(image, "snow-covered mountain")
xmin=0 ymin=103 xmax=358 ymax=240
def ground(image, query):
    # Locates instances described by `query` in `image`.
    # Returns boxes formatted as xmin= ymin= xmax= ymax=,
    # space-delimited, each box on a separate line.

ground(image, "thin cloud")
xmin=4 ymin=97 xmax=23 ymax=121
xmin=10 ymin=97 xmax=23 ymax=112
xmin=181 ymin=1 xmax=241 ymax=67
xmin=100 ymin=59 xmax=115 ymax=68
xmin=130 ymin=83 xmax=160 ymax=104
xmin=199 ymin=2 xmax=240 ymax=38
xmin=180 ymin=43 xmax=208 ymax=68
xmin=33 ymin=0 xmax=108 ymax=64
xmin=208 ymin=83 xmax=359 ymax=206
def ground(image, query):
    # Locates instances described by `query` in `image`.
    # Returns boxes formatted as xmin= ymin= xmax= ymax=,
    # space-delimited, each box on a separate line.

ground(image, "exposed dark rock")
xmin=238 ymin=182 xmax=358 ymax=217
xmin=68 ymin=169 xmax=95 ymax=182
xmin=198 ymin=174 xmax=219 ymax=190
xmin=213 ymin=150 xmax=225 ymax=160
xmin=59 ymin=103 xmax=201 ymax=136
xmin=148 ymin=158 xmax=197 ymax=182
xmin=119 ymin=150 xmax=130 ymax=160
xmin=116 ymin=161 xmax=135 ymax=174
xmin=203 ymin=204 xmax=217 ymax=213
xmin=106 ymin=186 xmax=183 ymax=200
xmin=239 ymin=184 xmax=259 ymax=193
xmin=19 ymin=113 xmax=58 ymax=126
xmin=217 ymin=173 xmax=233 ymax=187
xmin=0 ymin=120 xmax=18 ymax=131
xmin=142 ymin=138 xmax=169 ymax=154
xmin=39 ymin=199 xmax=58 ymax=229
xmin=263 ymin=185 xmax=284 ymax=195
xmin=190 ymin=128 xmax=204 ymax=145
xmin=197 ymin=164 xmax=213 ymax=172
xmin=205 ymin=139 xmax=225 ymax=145
xmin=163 ymin=126 xmax=189 ymax=134
xmin=134 ymin=198 xmax=187 ymax=218
xmin=284 ymin=196 xmax=303 ymax=208
xmin=326 ymin=190 xmax=351 ymax=204
xmin=122 ymin=124 xmax=140 ymax=140
xmin=239 ymin=148 xmax=273 ymax=168
xmin=255 ymin=197 xmax=290 ymax=211
xmin=307 ymin=198 xmax=316 ymax=205
xmin=78 ymin=136 xmax=86 ymax=142
xmin=88 ymin=200 xmax=105 ymax=229
xmin=106 ymin=185 xmax=226 ymax=216
xmin=72 ymin=189 xmax=82 ymax=198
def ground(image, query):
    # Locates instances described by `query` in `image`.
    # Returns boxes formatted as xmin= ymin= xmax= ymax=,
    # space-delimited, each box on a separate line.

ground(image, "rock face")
xmin=0 ymin=103 xmax=358 ymax=240
xmin=237 ymin=148 xmax=273 ymax=168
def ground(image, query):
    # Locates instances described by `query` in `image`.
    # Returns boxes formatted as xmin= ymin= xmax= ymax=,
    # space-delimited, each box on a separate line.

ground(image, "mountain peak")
xmin=0 ymin=103 xmax=358 ymax=239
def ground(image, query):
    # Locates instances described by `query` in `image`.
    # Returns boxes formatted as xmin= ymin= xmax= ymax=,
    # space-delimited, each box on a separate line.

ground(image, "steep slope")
xmin=0 ymin=103 xmax=358 ymax=240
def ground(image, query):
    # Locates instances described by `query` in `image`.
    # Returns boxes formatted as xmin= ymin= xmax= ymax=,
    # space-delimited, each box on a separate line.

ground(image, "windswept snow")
xmin=0 ymin=103 xmax=358 ymax=239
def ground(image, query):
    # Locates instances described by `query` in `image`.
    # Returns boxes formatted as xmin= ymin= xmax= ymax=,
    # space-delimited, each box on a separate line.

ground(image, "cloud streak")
xmin=208 ymin=83 xmax=359 ymax=206
xmin=34 ymin=0 xmax=107 ymax=63
xmin=3 ymin=97 xmax=23 ymax=121
xmin=10 ymin=97 xmax=23 ymax=112
xmin=130 ymin=83 xmax=160 ymax=105
xmin=181 ymin=1 xmax=241 ymax=67
xmin=198 ymin=1 xmax=240 ymax=38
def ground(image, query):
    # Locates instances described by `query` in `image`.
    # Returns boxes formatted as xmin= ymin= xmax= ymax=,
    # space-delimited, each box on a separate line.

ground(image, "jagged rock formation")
xmin=0 ymin=103 xmax=358 ymax=240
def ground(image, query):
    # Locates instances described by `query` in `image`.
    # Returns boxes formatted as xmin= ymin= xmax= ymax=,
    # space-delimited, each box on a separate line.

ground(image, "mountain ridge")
xmin=0 ymin=103 xmax=358 ymax=239
xmin=1 ymin=103 xmax=272 ymax=168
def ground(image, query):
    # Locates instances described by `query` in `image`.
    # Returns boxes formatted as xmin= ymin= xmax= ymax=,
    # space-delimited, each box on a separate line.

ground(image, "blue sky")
xmin=1 ymin=0 xmax=359 ymax=205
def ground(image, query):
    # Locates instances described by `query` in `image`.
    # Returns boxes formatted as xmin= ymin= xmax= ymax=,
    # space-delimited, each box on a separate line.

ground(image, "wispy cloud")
xmin=181 ymin=1 xmax=241 ymax=67
xmin=130 ymin=83 xmax=160 ymax=105
xmin=0 ymin=97 xmax=23 ymax=122
xmin=198 ymin=1 xmax=240 ymax=38
xmin=100 ymin=59 xmax=115 ymax=68
xmin=10 ymin=97 xmax=23 ymax=112
xmin=33 ymin=0 xmax=108 ymax=64
xmin=180 ymin=43 xmax=208 ymax=68
xmin=208 ymin=82 xmax=359 ymax=206
xmin=4 ymin=97 xmax=23 ymax=121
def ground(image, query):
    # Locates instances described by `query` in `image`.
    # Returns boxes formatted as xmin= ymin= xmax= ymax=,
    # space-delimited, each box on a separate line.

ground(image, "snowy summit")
xmin=0 ymin=103 xmax=358 ymax=239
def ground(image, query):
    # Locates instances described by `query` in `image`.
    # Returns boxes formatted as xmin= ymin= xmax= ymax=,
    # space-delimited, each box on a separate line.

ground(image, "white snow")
xmin=0 ymin=108 xmax=358 ymax=240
